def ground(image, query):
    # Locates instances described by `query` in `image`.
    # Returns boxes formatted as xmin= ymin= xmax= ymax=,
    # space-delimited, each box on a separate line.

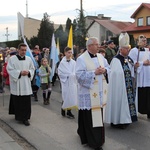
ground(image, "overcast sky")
xmin=0 ymin=0 xmax=150 ymax=42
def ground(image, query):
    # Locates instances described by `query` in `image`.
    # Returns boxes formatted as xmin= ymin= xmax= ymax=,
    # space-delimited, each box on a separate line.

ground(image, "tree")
xmin=37 ymin=12 xmax=54 ymax=49
xmin=54 ymin=18 xmax=73 ymax=53
xmin=72 ymin=19 xmax=77 ymax=44
xmin=55 ymin=25 xmax=67 ymax=53
xmin=29 ymin=36 xmax=38 ymax=49
xmin=65 ymin=18 xmax=72 ymax=32
xmin=74 ymin=8 xmax=87 ymax=48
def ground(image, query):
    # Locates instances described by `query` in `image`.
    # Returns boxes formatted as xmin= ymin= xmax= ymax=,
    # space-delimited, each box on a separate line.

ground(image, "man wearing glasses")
xmin=76 ymin=37 xmax=110 ymax=150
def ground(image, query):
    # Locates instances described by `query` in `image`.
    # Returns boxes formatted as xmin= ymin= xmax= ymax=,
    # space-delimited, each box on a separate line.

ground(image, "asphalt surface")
xmin=0 ymin=80 xmax=150 ymax=150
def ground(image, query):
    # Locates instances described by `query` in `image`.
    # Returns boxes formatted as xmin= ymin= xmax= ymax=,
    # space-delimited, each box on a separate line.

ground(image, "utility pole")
xmin=80 ymin=0 xmax=84 ymax=20
xmin=76 ymin=0 xmax=86 ymax=47
xmin=80 ymin=0 xmax=83 ymax=12
xmin=26 ymin=0 xmax=28 ymax=18
xmin=5 ymin=27 xmax=10 ymax=42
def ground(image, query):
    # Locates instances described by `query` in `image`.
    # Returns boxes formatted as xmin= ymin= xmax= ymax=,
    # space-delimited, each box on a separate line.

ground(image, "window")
xmin=137 ymin=18 xmax=143 ymax=26
xmin=147 ymin=16 xmax=150 ymax=25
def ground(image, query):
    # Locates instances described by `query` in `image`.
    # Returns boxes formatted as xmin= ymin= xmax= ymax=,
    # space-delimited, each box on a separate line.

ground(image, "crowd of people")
xmin=0 ymin=33 xmax=150 ymax=150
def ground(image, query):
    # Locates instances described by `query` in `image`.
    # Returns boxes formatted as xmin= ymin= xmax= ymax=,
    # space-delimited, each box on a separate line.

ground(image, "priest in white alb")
xmin=7 ymin=43 xmax=35 ymax=126
xmin=76 ymin=37 xmax=110 ymax=150
xmin=105 ymin=32 xmax=138 ymax=129
xmin=129 ymin=35 xmax=150 ymax=118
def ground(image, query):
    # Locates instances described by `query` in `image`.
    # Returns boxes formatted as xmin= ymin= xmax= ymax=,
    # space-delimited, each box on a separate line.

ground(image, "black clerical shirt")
xmin=88 ymin=51 xmax=97 ymax=58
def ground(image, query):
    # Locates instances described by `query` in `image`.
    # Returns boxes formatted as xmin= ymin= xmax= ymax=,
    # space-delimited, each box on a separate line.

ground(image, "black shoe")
xmin=23 ymin=120 xmax=30 ymax=126
xmin=94 ymin=147 xmax=103 ymax=150
xmin=118 ymin=124 xmax=129 ymax=129
xmin=0 ymin=89 xmax=5 ymax=93
xmin=147 ymin=114 xmax=150 ymax=119
xmin=61 ymin=109 xmax=65 ymax=116
xmin=43 ymin=100 xmax=48 ymax=105
xmin=111 ymin=123 xmax=129 ymax=129
xmin=111 ymin=123 xmax=119 ymax=128
xmin=34 ymin=96 xmax=38 ymax=101
xmin=67 ymin=110 xmax=75 ymax=119
xmin=51 ymin=82 xmax=55 ymax=86
xmin=31 ymin=94 xmax=34 ymax=97
xmin=47 ymin=99 xmax=50 ymax=105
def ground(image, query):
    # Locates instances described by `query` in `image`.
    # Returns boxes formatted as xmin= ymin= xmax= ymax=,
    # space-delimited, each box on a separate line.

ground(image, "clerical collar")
xmin=88 ymin=51 xmax=97 ymax=58
xmin=140 ymin=48 xmax=145 ymax=51
xmin=66 ymin=57 xmax=71 ymax=62
xmin=136 ymin=46 xmax=145 ymax=51
xmin=119 ymin=53 xmax=127 ymax=58
xmin=66 ymin=59 xmax=70 ymax=62
xmin=116 ymin=54 xmax=134 ymax=66
xmin=16 ymin=55 xmax=25 ymax=60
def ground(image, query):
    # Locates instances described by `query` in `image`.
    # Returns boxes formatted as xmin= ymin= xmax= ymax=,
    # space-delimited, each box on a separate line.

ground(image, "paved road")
xmin=0 ymin=80 xmax=150 ymax=150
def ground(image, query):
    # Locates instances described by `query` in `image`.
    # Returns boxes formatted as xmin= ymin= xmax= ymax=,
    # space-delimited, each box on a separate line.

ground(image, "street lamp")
xmin=5 ymin=27 xmax=10 ymax=42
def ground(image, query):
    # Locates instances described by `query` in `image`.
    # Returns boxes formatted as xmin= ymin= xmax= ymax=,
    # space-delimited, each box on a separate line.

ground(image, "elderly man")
xmin=7 ymin=43 xmax=35 ymax=126
xmin=129 ymin=35 xmax=150 ymax=119
xmin=105 ymin=32 xmax=138 ymax=129
xmin=76 ymin=37 xmax=110 ymax=150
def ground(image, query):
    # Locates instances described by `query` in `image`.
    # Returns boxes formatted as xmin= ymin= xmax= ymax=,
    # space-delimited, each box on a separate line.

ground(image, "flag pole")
xmin=50 ymin=33 xmax=59 ymax=82
xmin=0 ymin=54 xmax=4 ymax=106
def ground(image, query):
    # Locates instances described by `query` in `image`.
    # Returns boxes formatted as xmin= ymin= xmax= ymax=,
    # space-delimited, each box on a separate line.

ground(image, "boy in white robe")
xmin=58 ymin=47 xmax=77 ymax=119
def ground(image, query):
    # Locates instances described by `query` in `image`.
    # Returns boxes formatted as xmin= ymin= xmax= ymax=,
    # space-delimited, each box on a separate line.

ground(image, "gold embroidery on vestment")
xmin=92 ymin=106 xmax=101 ymax=110
xmin=104 ymin=89 xmax=107 ymax=95
xmin=94 ymin=80 xmax=98 ymax=84
xmin=93 ymin=93 xmax=97 ymax=98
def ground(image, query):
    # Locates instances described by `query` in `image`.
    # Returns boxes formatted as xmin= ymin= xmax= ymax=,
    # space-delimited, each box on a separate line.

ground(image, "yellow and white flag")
xmin=56 ymin=38 xmax=60 ymax=55
xmin=67 ymin=25 xmax=73 ymax=51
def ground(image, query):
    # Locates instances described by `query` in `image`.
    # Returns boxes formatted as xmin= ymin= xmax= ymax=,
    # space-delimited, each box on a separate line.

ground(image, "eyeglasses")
xmin=139 ymin=35 xmax=146 ymax=38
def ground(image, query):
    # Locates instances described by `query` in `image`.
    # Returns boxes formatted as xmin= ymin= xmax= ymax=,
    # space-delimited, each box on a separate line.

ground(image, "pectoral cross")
xmin=93 ymin=93 xmax=97 ymax=98
xmin=94 ymin=80 xmax=98 ymax=84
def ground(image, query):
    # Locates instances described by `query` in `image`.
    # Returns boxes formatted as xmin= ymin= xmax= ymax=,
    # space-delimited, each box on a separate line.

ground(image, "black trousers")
xmin=9 ymin=94 xmax=31 ymax=121
xmin=138 ymin=87 xmax=150 ymax=115
xmin=77 ymin=109 xmax=105 ymax=148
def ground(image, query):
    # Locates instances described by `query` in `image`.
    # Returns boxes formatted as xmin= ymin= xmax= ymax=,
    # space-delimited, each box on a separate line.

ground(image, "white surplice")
xmin=58 ymin=56 xmax=78 ymax=109
xmin=105 ymin=57 xmax=135 ymax=124
xmin=76 ymin=53 xmax=110 ymax=110
xmin=7 ymin=55 xmax=35 ymax=96
xmin=129 ymin=47 xmax=150 ymax=87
